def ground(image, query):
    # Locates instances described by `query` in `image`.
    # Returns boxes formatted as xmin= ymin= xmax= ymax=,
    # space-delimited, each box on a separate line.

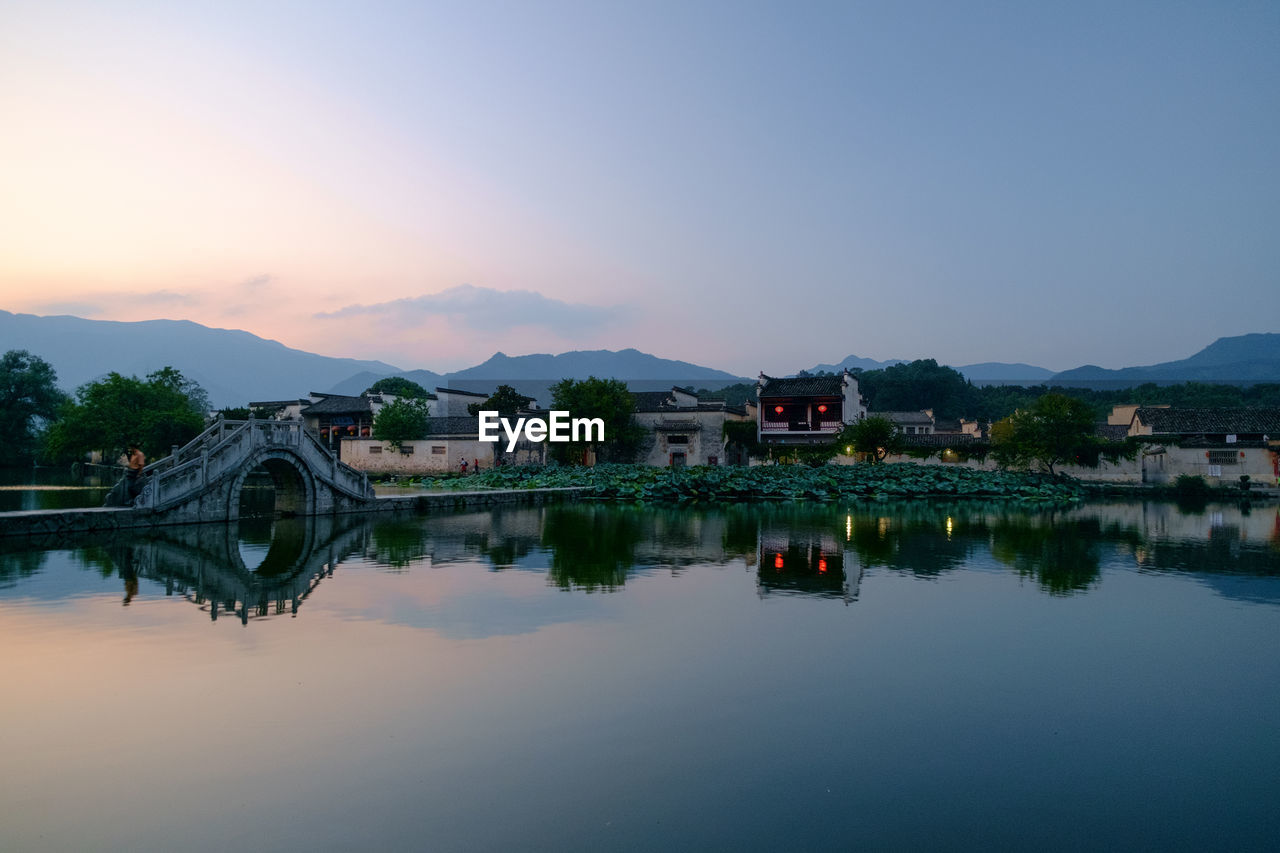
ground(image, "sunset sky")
xmin=2 ymin=1 xmax=1277 ymax=375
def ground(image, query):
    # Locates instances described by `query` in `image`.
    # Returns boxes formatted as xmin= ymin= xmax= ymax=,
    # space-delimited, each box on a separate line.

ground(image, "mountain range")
xmin=1049 ymin=333 xmax=1280 ymax=386
xmin=0 ymin=310 xmax=400 ymax=407
xmin=804 ymin=355 xmax=1056 ymax=383
xmin=2 ymin=310 xmax=1276 ymax=406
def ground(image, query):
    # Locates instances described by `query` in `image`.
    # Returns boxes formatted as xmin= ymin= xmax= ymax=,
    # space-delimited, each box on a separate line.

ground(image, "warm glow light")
xmin=845 ymin=445 xmax=852 ymax=455
xmin=817 ymin=404 xmax=827 ymax=413
xmin=818 ymin=558 xmax=827 ymax=573
xmin=774 ymin=405 xmax=784 ymax=414
xmin=945 ymin=516 xmax=954 ymax=538
xmin=774 ymin=553 xmax=784 ymax=569
xmin=845 ymin=514 xmax=852 ymax=541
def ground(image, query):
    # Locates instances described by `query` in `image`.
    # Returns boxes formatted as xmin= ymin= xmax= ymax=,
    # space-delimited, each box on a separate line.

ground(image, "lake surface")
xmin=0 ymin=467 xmax=114 ymax=511
xmin=1 ymin=499 xmax=1278 ymax=851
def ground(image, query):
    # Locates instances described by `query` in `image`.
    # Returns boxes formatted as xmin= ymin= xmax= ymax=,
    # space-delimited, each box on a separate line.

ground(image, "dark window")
xmin=400 ymin=446 xmax=415 ymax=454
xmin=369 ymin=446 xmax=382 ymax=454
xmin=1207 ymin=450 xmax=1240 ymax=466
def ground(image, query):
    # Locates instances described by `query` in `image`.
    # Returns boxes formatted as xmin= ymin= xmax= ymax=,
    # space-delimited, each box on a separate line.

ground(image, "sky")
xmin=1 ymin=0 xmax=1277 ymax=376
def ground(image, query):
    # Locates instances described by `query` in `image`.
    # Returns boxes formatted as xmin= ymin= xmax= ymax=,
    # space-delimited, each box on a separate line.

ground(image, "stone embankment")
xmin=0 ymin=487 xmax=588 ymax=539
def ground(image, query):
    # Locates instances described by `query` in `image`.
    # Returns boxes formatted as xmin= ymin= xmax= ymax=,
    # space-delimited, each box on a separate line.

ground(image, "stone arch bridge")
xmin=134 ymin=417 xmax=376 ymax=522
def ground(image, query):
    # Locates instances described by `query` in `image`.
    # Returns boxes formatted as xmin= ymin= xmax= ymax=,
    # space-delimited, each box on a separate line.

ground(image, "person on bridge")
xmin=125 ymin=444 xmax=146 ymax=500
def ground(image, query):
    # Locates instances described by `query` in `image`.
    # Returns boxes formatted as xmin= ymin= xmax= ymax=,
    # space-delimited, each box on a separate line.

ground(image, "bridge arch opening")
xmin=237 ymin=456 xmax=311 ymax=519
xmin=236 ymin=516 xmax=309 ymax=577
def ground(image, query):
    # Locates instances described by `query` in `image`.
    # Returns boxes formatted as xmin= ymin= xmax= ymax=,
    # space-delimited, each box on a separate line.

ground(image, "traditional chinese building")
xmin=755 ymin=371 xmax=866 ymax=446
xmin=633 ymin=386 xmax=751 ymax=466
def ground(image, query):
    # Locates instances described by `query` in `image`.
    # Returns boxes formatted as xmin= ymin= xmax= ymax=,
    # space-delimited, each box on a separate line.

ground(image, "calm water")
xmin=0 ymin=467 xmax=113 ymax=511
xmin=1 ymin=500 xmax=1278 ymax=851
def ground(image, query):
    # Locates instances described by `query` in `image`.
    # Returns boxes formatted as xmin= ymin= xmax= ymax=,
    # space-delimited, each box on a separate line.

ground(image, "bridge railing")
xmin=138 ymin=416 xmax=374 ymax=510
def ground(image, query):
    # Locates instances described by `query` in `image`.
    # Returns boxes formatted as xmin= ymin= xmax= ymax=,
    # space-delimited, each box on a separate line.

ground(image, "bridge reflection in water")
xmin=81 ymin=514 xmax=373 ymax=624
xmin=6 ymin=501 xmax=1277 ymax=624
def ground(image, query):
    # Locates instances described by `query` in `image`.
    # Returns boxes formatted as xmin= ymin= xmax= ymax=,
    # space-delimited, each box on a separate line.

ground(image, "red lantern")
xmin=361 ymin=427 xmax=371 ymax=437
xmin=817 ymin=404 xmax=828 ymax=414
xmin=774 ymin=405 xmax=784 ymax=414
xmin=347 ymin=425 xmax=356 ymax=435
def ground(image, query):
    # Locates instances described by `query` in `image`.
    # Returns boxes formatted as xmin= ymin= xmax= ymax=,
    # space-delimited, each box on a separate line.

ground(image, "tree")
xmin=466 ymin=384 xmax=530 ymax=418
xmin=43 ymin=367 xmax=208 ymax=464
xmin=468 ymin=385 xmax=533 ymax=465
xmin=859 ymin=359 xmax=978 ymax=420
xmin=365 ymin=377 xmax=431 ymax=399
xmin=372 ymin=398 xmax=430 ymax=449
xmin=838 ymin=415 xmax=903 ymax=462
xmin=990 ymin=393 xmax=1098 ymax=476
xmin=146 ymin=366 xmax=211 ymax=416
xmin=548 ymin=377 xmax=644 ymax=464
xmin=0 ymin=350 xmax=66 ymax=466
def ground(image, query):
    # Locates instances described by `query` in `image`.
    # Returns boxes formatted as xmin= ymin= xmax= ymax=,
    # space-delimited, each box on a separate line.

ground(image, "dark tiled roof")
xmin=900 ymin=434 xmax=979 ymax=448
xmin=633 ymin=390 xmax=729 ymax=414
xmin=633 ymin=391 xmax=675 ymax=412
xmin=436 ymin=387 xmax=488 ymax=397
xmin=302 ymin=395 xmax=374 ymax=415
xmin=1136 ymin=407 xmax=1280 ymax=435
xmin=426 ymin=416 xmax=482 ymax=437
xmin=248 ymin=399 xmax=311 ymax=408
xmin=878 ymin=410 xmax=934 ymax=425
xmin=1095 ymin=424 xmax=1131 ymax=441
xmin=653 ymin=420 xmax=702 ymax=432
xmin=758 ymin=375 xmax=842 ymax=397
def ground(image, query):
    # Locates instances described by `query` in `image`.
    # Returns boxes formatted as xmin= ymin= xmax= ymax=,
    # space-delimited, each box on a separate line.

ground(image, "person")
xmin=125 ymin=444 xmax=146 ymax=500
xmin=459 ymin=457 xmax=468 ymax=475
xmin=473 ymin=458 xmax=480 ymax=473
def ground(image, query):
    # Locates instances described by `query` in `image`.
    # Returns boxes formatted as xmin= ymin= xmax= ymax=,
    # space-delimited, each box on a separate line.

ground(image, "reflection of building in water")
xmin=757 ymin=521 xmax=861 ymax=603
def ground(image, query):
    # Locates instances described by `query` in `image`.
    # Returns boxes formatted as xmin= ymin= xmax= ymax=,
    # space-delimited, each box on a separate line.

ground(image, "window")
xmin=1207 ymin=450 xmax=1240 ymax=466
xmin=708 ymin=455 xmax=718 ymax=466
xmin=431 ymin=446 xmax=446 ymax=455
xmin=400 ymin=445 xmax=415 ymax=454
xmin=668 ymin=435 xmax=689 ymax=445
xmin=369 ymin=446 xmax=382 ymax=454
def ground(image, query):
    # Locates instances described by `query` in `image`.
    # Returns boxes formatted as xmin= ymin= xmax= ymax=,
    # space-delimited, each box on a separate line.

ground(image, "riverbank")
xmin=0 ymin=486 xmax=588 ymax=538
xmin=401 ymin=463 xmax=1278 ymax=504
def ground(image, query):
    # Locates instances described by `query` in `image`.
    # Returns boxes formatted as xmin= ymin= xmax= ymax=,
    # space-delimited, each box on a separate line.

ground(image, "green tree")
xmin=990 ymin=393 xmax=1098 ymax=476
xmin=549 ymin=377 xmax=644 ymax=464
xmin=0 ymin=350 xmax=67 ymax=466
xmin=466 ymin=384 xmax=530 ymax=418
xmin=372 ymin=398 xmax=431 ymax=449
xmin=695 ymin=382 xmax=757 ymax=407
xmin=43 ymin=368 xmax=207 ymax=464
xmin=365 ymin=377 xmax=432 ymax=399
xmin=468 ymin=385 xmax=533 ymax=465
xmin=146 ymin=366 xmax=211 ymax=416
xmin=837 ymin=415 xmax=903 ymax=462
xmin=859 ymin=359 xmax=978 ymax=420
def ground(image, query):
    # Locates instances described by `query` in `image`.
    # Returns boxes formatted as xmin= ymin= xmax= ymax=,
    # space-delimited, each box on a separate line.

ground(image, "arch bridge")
xmin=134 ymin=417 xmax=376 ymax=522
